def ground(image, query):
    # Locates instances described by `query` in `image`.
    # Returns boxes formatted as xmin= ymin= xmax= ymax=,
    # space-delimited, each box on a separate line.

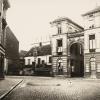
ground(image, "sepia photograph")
xmin=0 ymin=0 xmax=100 ymax=100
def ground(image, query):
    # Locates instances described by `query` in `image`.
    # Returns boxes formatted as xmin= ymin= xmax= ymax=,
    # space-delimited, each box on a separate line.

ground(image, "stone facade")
xmin=83 ymin=6 xmax=100 ymax=78
xmin=51 ymin=6 xmax=100 ymax=78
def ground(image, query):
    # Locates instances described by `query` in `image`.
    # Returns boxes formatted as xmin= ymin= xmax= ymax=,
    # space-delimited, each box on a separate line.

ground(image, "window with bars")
xmin=89 ymin=34 xmax=95 ymax=52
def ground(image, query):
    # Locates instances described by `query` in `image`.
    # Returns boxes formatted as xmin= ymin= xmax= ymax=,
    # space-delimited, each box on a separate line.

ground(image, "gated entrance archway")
xmin=70 ymin=43 xmax=84 ymax=77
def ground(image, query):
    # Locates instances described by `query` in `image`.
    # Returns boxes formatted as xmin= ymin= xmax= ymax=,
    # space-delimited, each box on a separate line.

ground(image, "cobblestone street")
xmin=2 ymin=76 xmax=100 ymax=100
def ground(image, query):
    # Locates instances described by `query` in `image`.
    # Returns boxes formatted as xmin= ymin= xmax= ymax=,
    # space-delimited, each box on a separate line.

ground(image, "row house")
xmin=0 ymin=0 xmax=10 ymax=78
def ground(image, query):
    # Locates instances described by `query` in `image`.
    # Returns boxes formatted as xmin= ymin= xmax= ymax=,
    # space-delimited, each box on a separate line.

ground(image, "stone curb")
xmin=0 ymin=79 xmax=23 ymax=100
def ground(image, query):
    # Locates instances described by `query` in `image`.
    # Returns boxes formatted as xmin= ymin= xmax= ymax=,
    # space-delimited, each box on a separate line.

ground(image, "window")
xmin=49 ymin=57 xmax=52 ymax=63
xmin=28 ymin=59 xmax=30 ymax=65
xmin=89 ymin=34 xmax=95 ymax=52
xmin=57 ymin=24 xmax=62 ymax=34
xmin=57 ymin=39 xmax=62 ymax=47
xmin=57 ymin=39 xmax=63 ymax=55
xmin=58 ymin=27 xmax=61 ymax=34
xmin=42 ymin=60 xmax=45 ymax=64
xmin=88 ymin=19 xmax=95 ymax=29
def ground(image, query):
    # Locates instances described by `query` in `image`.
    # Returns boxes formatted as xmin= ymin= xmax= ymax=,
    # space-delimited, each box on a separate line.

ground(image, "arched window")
xmin=90 ymin=57 xmax=96 ymax=71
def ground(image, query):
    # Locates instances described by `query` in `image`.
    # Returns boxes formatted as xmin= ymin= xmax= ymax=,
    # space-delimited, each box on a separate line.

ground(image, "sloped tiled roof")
xmin=6 ymin=27 xmax=19 ymax=59
xmin=82 ymin=6 xmax=100 ymax=16
xmin=6 ymin=27 xmax=19 ymax=43
xmin=25 ymin=44 xmax=51 ymax=57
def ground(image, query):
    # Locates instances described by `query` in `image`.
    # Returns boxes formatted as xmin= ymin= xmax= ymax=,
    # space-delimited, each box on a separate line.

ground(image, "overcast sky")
xmin=6 ymin=0 xmax=100 ymax=51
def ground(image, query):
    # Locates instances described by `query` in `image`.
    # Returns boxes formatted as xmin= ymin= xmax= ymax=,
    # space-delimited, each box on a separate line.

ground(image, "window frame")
xmin=57 ymin=23 xmax=62 ymax=34
xmin=89 ymin=34 xmax=95 ymax=52
xmin=56 ymin=38 xmax=63 ymax=55
xmin=28 ymin=59 xmax=31 ymax=65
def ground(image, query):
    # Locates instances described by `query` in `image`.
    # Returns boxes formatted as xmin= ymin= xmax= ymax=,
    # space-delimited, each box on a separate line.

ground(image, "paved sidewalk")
xmin=0 ymin=77 xmax=23 ymax=99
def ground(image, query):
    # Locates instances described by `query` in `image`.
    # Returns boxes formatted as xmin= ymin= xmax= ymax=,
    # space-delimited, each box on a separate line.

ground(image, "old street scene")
xmin=1 ymin=0 xmax=100 ymax=100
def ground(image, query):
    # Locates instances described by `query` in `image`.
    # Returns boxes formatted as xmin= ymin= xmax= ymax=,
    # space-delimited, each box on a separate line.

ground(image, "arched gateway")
xmin=69 ymin=43 xmax=84 ymax=77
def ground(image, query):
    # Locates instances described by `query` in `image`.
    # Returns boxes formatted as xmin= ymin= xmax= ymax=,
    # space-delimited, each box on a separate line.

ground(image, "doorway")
xmin=70 ymin=43 xmax=84 ymax=77
xmin=57 ymin=59 xmax=63 ymax=75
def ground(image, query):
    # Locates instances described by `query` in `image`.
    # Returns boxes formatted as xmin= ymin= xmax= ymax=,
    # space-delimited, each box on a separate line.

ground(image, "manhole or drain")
xmin=56 ymin=84 xmax=61 ymax=86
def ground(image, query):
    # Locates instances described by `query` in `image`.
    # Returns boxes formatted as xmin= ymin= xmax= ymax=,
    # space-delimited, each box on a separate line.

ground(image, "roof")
xmin=50 ymin=17 xmax=84 ymax=30
xmin=25 ymin=44 xmax=51 ymax=57
xmin=19 ymin=50 xmax=27 ymax=57
xmin=5 ymin=27 xmax=19 ymax=59
xmin=82 ymin=6 xmax=100 ymax=16
xmin=6 ymin=27 xmax=19 ymax=43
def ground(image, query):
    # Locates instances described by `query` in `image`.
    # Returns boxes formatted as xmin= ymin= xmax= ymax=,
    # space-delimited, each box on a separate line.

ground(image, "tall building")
xmin=0 ymin=0 xmax=10 ymax=78
xmin=51 ymin=6 xmax=100 ymax=78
